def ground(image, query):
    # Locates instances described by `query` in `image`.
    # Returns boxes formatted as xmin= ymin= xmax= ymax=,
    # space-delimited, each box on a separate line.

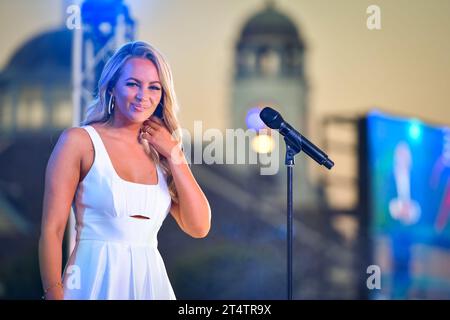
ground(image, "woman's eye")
xmin=149 ymin=86 xmax=161 ymax=91
xmin=126 ymin=82 xmax=138 ymax=87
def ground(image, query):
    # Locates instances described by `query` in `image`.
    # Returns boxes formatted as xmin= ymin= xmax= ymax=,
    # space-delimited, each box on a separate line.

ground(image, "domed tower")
xmin=232 ymin=3 xmax=317 ymax=208
xmin=0 ymin=29 xmax=73 ymax=135
xmin=0 ymin=0 xmax=135 ymax=135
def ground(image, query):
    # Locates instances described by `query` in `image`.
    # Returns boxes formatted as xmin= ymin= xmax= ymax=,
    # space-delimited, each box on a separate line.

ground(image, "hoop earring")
xmin=108 ymin=95 xmax=115 ymax=115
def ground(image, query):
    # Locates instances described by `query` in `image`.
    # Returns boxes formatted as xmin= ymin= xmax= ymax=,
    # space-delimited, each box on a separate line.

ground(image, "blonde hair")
xmin=82 ymin=41 xmax=181 ymax=202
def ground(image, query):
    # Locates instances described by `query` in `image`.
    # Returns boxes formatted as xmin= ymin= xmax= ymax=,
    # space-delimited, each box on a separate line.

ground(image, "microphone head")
xmin=259 ymin=107 xmax=283 ymax=129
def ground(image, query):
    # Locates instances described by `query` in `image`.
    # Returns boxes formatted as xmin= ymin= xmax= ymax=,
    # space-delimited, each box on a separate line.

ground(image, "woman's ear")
xmin=107 ymin=83 xmax=115 ymax=95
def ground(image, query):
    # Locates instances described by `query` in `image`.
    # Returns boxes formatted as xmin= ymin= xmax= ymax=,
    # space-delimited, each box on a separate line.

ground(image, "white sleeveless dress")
xmin=62 ymin=125 xmax=176 ymax=300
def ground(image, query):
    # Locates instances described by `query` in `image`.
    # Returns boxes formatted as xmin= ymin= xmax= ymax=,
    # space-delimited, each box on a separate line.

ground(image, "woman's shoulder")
xmin=48 ymin=127 xmax=93 ymax=170
xmin=56 ymin=127 xmax=92 ymax=151
xmin=60 ymin=126 xmax=90 ymax=141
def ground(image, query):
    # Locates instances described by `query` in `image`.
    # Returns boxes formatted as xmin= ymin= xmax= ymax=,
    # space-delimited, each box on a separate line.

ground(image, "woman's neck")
xmin=103 ymin=116 xmax=142 ymax=143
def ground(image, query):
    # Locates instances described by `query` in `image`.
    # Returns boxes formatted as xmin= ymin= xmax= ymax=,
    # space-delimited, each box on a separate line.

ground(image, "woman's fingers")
xmin=142 ymin=121 xmax=161 ymax=133
xmin=150 ymin=115 xmax=164 ymax=125
xmin=144 ymin=116 xmax=163 ymax=126
xmin=141 ymin=123 xmax=156 ymax=133
xmin=141 ymin=132 xmax=152 ymax=141
xmin=146 ymin=127 xmax=155 ymax=135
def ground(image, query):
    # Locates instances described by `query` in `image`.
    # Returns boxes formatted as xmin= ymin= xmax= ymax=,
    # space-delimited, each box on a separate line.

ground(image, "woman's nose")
xmin=136 ymin=90 xmax=146 ymax=101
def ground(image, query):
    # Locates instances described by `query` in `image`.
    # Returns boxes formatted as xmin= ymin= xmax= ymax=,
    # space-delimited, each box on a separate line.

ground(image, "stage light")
xmin=251 ymin=134 xmax=274 ymax=154
xmin=408 ymin=119 xmax=422 ymax=141
xmin=246 ymin=107 xmax=266 ymax=131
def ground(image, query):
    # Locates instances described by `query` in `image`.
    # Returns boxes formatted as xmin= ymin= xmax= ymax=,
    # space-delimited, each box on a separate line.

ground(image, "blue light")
xmin=408 ymin=119 xmax=422 ymax=141
xmin=245 ymin=107 xmax=266 ymax=130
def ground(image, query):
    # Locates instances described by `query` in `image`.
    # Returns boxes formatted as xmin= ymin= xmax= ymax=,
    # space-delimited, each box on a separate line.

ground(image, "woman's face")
xmin=112 ymin=57 xmax=162 ymax=124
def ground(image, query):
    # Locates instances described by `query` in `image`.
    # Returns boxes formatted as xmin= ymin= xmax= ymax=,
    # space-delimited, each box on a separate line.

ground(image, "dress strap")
xmin=80 ymin=125 xmax=111 ymax=171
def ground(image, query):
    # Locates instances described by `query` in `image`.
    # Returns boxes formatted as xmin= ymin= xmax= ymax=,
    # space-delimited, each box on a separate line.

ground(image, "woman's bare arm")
xmin=38 ymin=128 xmax=85 ymax=299
xmin=168 ymin=150 xmax=211 ymax=238
xmin=141 ymin=117 xmax=211 ymax=238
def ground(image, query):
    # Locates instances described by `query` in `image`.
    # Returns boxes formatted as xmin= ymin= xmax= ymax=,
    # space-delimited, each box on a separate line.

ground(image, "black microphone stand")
xmin=284 ymin=138 xmax=301 ymax=300
xmin=260 ymin=107 xmax=334 ymax=299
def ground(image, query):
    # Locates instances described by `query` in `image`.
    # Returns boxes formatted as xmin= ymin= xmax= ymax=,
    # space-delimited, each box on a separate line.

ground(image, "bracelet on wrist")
xmin=41 ymin=282 xmax=63 ymax=299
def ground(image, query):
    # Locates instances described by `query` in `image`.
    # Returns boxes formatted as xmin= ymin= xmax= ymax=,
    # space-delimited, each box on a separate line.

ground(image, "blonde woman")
xmin=38 ymin=41 xmax=211 ymax=300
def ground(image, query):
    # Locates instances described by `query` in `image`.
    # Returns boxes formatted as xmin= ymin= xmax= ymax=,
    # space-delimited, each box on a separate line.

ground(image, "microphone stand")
xmin=259 ymin=107 xmax=334 ymax=299
xmin=284 ymin=139 xmax=301 ymax=300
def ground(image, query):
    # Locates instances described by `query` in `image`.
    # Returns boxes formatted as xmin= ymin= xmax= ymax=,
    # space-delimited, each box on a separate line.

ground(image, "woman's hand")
xmin=140 ymin=116 xmax=181 ymax=161
xmin=141 ymin=117 xmax=210 ymax=238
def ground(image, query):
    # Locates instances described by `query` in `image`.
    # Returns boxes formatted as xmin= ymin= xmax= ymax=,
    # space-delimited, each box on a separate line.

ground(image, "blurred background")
xmin=0 ymin=0 xmax=450 ymax=299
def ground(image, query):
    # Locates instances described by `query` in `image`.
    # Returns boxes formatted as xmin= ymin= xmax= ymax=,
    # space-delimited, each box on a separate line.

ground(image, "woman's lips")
xmin=132 ymin=104 xmax=147 ymax=112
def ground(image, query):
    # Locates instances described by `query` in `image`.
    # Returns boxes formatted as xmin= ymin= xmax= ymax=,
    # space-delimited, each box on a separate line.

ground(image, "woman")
xmin=38 ymin=41 xmax=211 ymax=300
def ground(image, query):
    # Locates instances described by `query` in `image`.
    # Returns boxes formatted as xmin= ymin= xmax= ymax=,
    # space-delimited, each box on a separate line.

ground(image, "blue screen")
xmin=367 ymin=111 xmax=450 ymax=299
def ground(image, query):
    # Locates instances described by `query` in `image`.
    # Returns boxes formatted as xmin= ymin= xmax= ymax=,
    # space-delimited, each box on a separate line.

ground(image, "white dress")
xmin=62 ymin=125 xmax=176 ymax=300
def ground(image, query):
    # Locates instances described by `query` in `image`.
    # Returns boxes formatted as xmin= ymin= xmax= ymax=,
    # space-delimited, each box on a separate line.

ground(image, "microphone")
xmin=260 ymin=107 xmax=334 ymax=170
